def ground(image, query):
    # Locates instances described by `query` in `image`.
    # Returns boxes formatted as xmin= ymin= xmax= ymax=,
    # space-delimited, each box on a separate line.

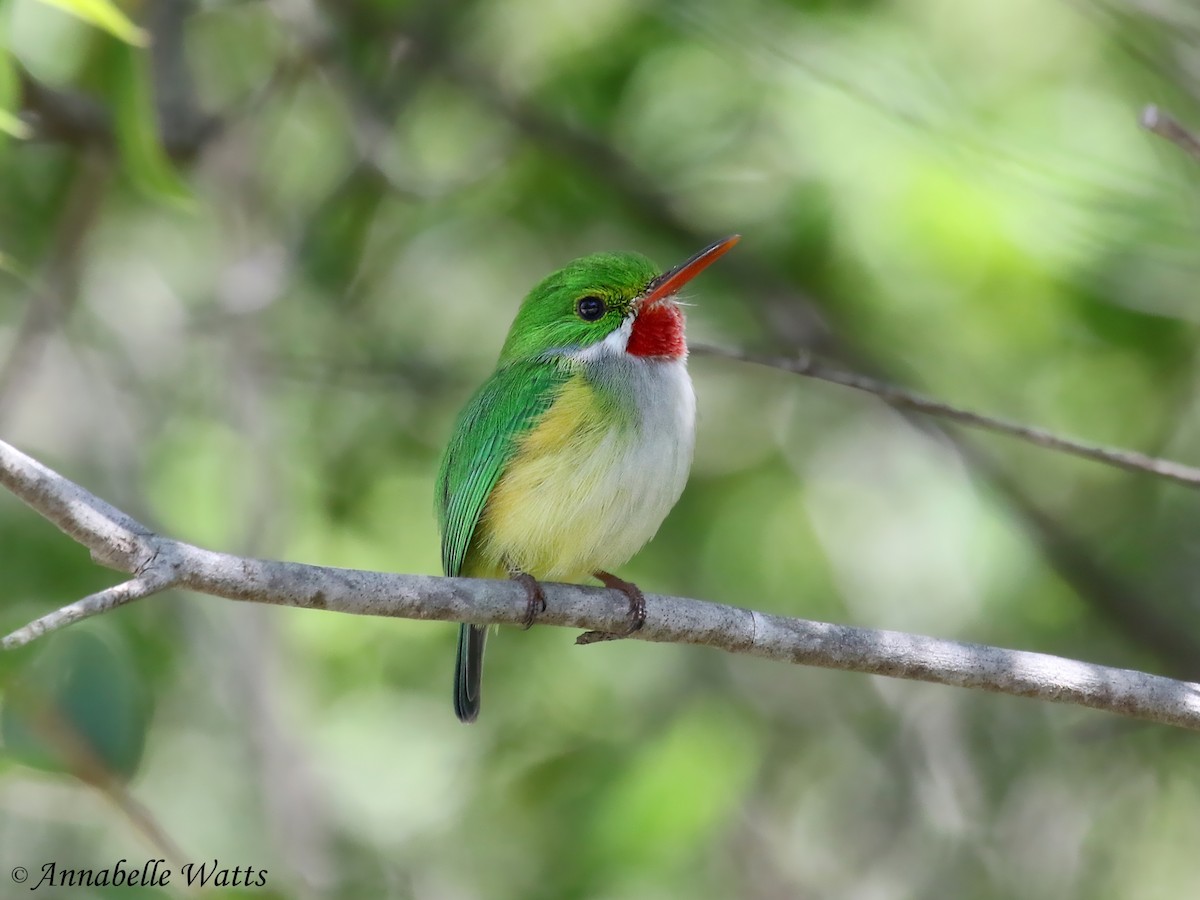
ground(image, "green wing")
xmin=436 ymin=359 xmax=569 ymax=577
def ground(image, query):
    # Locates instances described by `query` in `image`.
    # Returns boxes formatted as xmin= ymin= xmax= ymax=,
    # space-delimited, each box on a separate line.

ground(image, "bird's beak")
xmin=640 ymin=234 xmax=740 ymax=309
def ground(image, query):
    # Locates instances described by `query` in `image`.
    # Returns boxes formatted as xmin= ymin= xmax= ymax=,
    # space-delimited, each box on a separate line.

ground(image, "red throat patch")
xmin=627 ymin=302 xmax=686 ymax=358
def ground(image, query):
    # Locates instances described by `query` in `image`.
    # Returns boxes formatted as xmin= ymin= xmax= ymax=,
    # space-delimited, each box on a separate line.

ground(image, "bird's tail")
xmin=454 ymin=623 xmax=487 ymax=723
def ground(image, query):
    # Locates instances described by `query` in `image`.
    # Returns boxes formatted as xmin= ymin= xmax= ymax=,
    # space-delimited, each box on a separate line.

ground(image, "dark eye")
xmin=576 ymin=295 xmax=606 ymax=321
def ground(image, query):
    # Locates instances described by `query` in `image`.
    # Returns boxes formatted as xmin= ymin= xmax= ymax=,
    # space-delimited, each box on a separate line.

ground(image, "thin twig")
xmin=1141 ymin=105 xmax=1200 ymax=162
xmin=694 ymin=344 xmax=1200 ymax=490
xmin=18 ymin=63 xmax=220 ymax=160
xmin=3 ymin=438 xmax=1200 ymax=731
xmin=0 ymin=574 xmax=178 ymax=650
xmin=10 ymin=694 xmax=191 ymax=870
xmin=0 ymin=151 xmax=111 ymax=424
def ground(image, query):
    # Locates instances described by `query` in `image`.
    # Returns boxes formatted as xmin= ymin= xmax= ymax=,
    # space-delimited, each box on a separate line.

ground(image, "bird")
xmin=436 ymin=235 xmax=740 ymax=722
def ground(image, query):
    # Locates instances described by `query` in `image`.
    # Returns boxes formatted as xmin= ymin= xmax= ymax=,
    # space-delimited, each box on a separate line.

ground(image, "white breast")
xmin=584 ymin=355 xmax=696 ymax=571
xmin=474 ymin=339 xmax=695 ymax=581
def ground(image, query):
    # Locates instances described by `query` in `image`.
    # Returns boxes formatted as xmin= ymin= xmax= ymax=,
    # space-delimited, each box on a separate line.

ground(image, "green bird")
xmin=436 ymin=235 xmax=740 ymax=722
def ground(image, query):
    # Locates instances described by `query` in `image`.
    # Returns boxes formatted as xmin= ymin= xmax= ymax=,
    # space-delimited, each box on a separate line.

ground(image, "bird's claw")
xmin=577 ymin=571 xmax=646 ymax=644
xmin=512 ymin=571 xmax=547 ymax=630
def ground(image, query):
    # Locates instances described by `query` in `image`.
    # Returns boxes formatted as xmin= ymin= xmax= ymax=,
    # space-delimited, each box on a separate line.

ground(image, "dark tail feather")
xmin=454 ymin=624 xmax=487 ymax=723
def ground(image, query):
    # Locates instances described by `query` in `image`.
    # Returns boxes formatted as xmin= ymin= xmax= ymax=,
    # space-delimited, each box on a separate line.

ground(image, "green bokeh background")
xmin=3 ymin=0 xmax=1200 ymax=897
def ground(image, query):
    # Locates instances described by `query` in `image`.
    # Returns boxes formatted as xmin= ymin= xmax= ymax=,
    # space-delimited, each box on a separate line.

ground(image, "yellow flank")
xmin=466 ymin=373 xmax=614 ymax=581
xmin=463 ymin=358 xmax=694 ymax=586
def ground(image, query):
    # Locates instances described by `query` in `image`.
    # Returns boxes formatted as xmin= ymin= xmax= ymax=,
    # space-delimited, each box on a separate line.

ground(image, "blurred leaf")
xmin=0 ymin=50 xmax=29 ymax=141
xmin=36 ymin=0 xmax=149 ymax=46
xmin=0 ymin=109 xmax=29 ymax=139
xmin=2 ymin=629 xmax=150 ymax=782
xmin=0 ymin=250 xmax=29 ymax=281
xmin=587 ymin=703 xmax=758 ymax=871
xmin=297 ymin=167 xmax=389 ymax=292
xmin=105 ymin=42 xmax=192 ymax=205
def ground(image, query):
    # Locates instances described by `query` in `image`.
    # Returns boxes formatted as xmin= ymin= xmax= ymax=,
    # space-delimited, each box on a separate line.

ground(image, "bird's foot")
xmin=576 ymin=571 xmax=646 ymax=645
xmin=511 ymin=570 xmax=547 ymax=630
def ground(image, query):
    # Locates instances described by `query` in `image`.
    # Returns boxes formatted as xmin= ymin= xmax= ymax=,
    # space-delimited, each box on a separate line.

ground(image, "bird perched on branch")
xmin=436 ymin=235 xmax=740 ymax=722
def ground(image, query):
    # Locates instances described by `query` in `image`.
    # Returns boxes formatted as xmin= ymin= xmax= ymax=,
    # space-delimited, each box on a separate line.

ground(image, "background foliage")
xmin=3 ymin=0 xmax=1200 ymax=896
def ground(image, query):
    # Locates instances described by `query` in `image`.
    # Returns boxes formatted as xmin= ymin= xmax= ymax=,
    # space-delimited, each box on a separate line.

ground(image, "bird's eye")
xmin=576 ymin=296 xmax=606 ymax=321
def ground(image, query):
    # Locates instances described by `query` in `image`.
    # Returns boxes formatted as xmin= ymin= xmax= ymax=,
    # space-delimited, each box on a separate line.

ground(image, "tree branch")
xmin=1141 ymin=104 xmax=1200 ymax=162
xmin=1 ymin=575 xmax=178 ymax=650
xmin=0 ymin=150 xmax=112 ymax=424
xmin=0 ymin=440 xmax=155 ymax=570
xmin=3 ymin=438 xmax=1200 ymax=731
xmin=694 ymin=344 xmax=1200 ymax=490
xmin=18 ymin=64 xmax=220 ymax=162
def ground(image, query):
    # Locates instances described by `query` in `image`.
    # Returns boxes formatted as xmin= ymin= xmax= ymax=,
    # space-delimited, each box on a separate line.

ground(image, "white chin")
xmin=568 ymin=316 xmax=634 ymax=364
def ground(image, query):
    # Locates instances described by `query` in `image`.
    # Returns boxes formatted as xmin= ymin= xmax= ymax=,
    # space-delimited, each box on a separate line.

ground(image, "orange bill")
xmin=642 ymin=234 xmax=741 ymax=306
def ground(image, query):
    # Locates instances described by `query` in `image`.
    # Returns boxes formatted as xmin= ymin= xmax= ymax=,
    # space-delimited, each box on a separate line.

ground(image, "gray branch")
xmin=3 ymin=437 xmax=1200 ymax=730
xmin=694 ymin=344 xmax=1200 ymax=490
xmin=1142 ymin=105 xmax=1200 ymax=163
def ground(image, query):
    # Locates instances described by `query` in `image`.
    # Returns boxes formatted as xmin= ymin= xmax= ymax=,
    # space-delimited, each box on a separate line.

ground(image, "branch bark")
xmin=1142 ymin=105 xmax=1200 ymax=162
xmin=3 ymin=438 xmax=1200 ymax=731
xmin=694 ymin=344 xmax=1200 ymax=490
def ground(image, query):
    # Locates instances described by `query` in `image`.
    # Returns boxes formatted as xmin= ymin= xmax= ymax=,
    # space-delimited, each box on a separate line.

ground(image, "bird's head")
xmin=497 ymin=235 xmax=740 ymax=365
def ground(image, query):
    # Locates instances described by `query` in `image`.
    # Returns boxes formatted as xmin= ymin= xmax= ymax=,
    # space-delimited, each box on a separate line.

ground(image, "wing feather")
xmin=436 ymin=360 xmax=568 ymax=577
